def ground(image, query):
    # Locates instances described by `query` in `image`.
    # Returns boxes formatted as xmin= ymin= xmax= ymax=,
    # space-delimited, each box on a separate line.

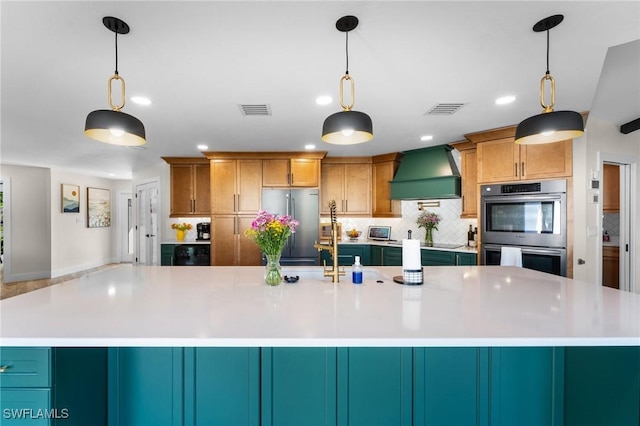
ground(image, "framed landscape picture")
xmin=87 ymin=187 xmax=111 ymax=228
xmin=61 ymin=184 xmax=80 ymax=213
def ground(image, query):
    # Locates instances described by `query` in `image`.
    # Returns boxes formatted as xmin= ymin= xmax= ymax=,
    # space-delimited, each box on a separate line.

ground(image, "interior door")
xmin=136 ymin=181 xmax=159 ymax=265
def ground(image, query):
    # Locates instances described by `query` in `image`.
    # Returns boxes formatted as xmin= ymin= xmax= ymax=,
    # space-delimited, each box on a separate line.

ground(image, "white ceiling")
xmin=1 ymin=1 xmax=639 ymax=179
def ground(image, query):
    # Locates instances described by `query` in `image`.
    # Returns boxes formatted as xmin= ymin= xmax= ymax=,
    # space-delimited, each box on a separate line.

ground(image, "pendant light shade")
xmin=85 ymin=17 xmax=146 ymax=146
xmin=515 ymin=15 xmax=583 ymax=145
xmin=321 ymin=16 xmax=373 ymax=145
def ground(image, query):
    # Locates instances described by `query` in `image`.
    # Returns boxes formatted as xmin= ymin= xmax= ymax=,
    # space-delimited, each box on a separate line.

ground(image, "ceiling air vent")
xmin=239 ymin=104 xmax=272 ymax=116
xmin=424 ymin=103 xmax=468 ymax=115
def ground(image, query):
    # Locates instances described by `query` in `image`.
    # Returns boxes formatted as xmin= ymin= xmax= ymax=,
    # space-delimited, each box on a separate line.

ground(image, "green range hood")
xmin=389 ymin=145 xmax=461 ymax=200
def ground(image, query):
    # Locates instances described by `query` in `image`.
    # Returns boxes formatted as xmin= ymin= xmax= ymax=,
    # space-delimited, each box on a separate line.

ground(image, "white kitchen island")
xmin=1 ymin=265 xmax=638 ymax=426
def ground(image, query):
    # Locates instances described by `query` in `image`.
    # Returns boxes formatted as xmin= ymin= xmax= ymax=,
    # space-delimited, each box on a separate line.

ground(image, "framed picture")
xmin=367 ymin=225 xmax=391 ymax=241
xmin=87 ymin=187 xmax=111 ymax=228
xmin=320 ymin=222 xmax=342 ymax=242
xmin=61 ymin=184 xmax=80 ymax=213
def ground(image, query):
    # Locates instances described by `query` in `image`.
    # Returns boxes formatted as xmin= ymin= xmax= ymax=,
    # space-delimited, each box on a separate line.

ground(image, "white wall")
xmin=572 ymin=116 xmax=640 ymax=287
xmin=0 ymin=165 xmax=51 ymax=282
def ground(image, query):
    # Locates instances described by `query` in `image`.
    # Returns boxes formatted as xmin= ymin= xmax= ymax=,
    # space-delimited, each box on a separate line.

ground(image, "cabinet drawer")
xmin=0 ymin=389 xmax=52 ymax=425
xmin=0 ymin=348 xmax=51 ymax=388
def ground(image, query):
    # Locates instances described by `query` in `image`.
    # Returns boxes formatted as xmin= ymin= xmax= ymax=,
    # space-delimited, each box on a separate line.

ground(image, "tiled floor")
xmin=0 ymin=263 xmax=120 ymax=300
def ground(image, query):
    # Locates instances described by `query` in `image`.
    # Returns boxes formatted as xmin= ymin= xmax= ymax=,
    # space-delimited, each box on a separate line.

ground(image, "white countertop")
xmin=1 ymin=265 xmax=638 ymax=347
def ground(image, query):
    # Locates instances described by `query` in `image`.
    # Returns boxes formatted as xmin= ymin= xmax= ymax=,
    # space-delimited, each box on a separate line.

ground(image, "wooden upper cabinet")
xmin=372 ymin=153 xmax=402 ymax=217
xmin=210 ymin=159 xmax=262 ymax=214
xmin=163 ymin=158 xmax=210 ymax=217
xmin=603 ymin=163 xmax=620 ymax=212
xmin=263 ymin=158 xmax=320 ymax=187
xmin=449 ymin=141 xmax=477 ymax=218
xmin=476 ymin=138 xmax=572 ymax=183
xmin=321 ymin=158 xmax=371 ymax=216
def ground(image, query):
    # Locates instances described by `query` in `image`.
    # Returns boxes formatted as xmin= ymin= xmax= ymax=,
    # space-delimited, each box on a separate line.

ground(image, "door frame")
xmin=0 ymin=178 xmax=11 ymax=283
xmin=117 ymin=191 xmax=133 ymax=263
xmin=598 ymin=152 xmax=637 ymax=293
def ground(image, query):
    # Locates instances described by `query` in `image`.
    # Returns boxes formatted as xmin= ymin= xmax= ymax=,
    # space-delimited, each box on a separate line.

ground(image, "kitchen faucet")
xmin=313 ymin=200 xmax=344 ymax=283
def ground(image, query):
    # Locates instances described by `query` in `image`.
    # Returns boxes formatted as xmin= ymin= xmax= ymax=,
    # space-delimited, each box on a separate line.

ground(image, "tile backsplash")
xmin=338 ymin=199 xmax=477 ymax=245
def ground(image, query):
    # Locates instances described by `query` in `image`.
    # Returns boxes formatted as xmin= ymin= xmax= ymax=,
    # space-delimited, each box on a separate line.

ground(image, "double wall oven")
xmin=480 ymin=180 xmax=567 ymax=276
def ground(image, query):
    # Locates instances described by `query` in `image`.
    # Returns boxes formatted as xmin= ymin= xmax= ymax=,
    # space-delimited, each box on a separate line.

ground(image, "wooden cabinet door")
xmin=290 ymin=159 xmax=319 ymax=187
xmin=193 ymin=164 xmax=210 ymax=215
xmin=602 ymin=246 xmax=619 ymax=289
xmin=262 ymin=159 xmax=290 ymax=187
xmin=170 ymin=165 xmax=194 ymax=216
xmin=237 ymin=215 xmax=262 ymax=266
xmin=211 ymin=160 xmax=237 ymax=214
xmin=520 ymin=139 xmax=572 ymax=179
xmin=603 ymin=163 xmax=620 ymax=212
xmin=211 ymin=215 xmax=237 ymax=265
xmin=321 ymin=163 xmax=345 ymax=214
xmin=237 ymin=160 xmax=262 ymax=214
xmin=344 ymin=163 xmax=371 ymax=215
xmin=477 ymin=138 xmax=519 ymax=183
xmin=372 ymin=161 xmax=401 ymax=217
xmin=460 ymin=149 xmax=477 ymax=218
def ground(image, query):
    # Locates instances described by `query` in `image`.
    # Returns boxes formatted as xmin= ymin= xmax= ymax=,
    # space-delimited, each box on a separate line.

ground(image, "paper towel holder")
xmin=393 ymin=268 xmax=424 ymax=285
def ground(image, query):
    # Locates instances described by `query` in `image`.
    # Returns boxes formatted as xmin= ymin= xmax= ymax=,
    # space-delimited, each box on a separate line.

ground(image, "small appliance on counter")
xmin=196 ymin=222 xmax=210 ymax=240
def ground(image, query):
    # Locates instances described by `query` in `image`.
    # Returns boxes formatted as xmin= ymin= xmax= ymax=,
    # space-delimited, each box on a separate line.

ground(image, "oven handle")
xmin=481 ymin=194 xmax=564 ymax=203
xmin=483 ymin=244 xmax=565 ymax=255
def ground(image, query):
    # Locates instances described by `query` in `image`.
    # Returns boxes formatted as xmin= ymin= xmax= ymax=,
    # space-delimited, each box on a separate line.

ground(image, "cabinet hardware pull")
xmin=291 ymin=173 xmax=294 ymax=185
xmin=514 ymin=162 xmax=518 ymax=177
xmin=0 ymin=365 xmax=10 ymax=373
xmin=521 ymin=162 xmax=525 ymax=177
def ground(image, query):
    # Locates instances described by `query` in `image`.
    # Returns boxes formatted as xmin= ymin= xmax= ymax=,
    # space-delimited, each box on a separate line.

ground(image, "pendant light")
xmin=322 ymin=15 xmax=373 ymax=145
xmin=515 ymin=15 xmax=583 ymax=145
xmin=85 ymin=17 xmax=146 ymax=146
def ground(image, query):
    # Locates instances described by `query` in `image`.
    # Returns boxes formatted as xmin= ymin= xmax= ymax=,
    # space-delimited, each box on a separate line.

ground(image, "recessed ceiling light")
xmin=420 ymin=135 xmax=434 ymax=142
xmin=108 ymin=173 xmax=116 ymax=177
xmin=305 ymin=144 xmax=316 ymax=150
xmin=197 ymin=144 xmax=209 ymax=151
xmin=131 ymin=96 xmax=152 ymax=106
xmin=495 ymin=95 xmax=516 ymax=105
xmin=315 ymin=95 xmax=332 ymax=106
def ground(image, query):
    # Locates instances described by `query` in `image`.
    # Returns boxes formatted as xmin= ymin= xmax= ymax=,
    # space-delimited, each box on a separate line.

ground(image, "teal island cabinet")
xmin=103 ymin=346 xmax=638 ymax=426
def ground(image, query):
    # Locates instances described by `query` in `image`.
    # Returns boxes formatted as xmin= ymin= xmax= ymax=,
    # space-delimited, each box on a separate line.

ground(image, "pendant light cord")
xmin=345 ymin=30 xmax=350 ymax=76
xmin=545 ymin=30 xmax=550 ymax=75
xmin=114 ymin=31 xmax=119 ymax=76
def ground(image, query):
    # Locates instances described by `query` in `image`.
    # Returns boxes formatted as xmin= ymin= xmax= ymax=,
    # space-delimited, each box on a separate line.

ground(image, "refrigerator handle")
xmin=290 ymin=196 xmax=296 ymax=248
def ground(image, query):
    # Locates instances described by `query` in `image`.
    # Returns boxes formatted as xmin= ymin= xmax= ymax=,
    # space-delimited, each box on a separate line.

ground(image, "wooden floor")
xmin=0 ymin=263 xmax=120 ymax=300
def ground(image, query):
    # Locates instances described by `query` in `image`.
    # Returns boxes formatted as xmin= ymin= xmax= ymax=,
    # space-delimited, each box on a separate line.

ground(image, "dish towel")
xmin=500 ymin=246 xmax=523 ymax=267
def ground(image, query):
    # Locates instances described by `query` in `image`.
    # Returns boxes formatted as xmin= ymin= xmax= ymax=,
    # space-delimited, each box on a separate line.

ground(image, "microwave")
xmin=480 ymin=180 xmax=567 ymax=249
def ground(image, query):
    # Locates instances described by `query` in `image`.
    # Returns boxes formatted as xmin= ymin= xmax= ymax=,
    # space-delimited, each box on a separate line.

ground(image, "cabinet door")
xmin=189 ymin=348 xmax=260 ymax=426
xmin=602 ymin=246 xmax=619 ymax=289
xmin=211 ymin=160 xmax=237 ymax=214
xmin=262 ymin=348 xmax=337 ymax=426
xmin=477 ymin=138 xmax=519 ymax=183
xmin=383 ymin=247 xmax=402 ymax=266
xmin=108 ymin=348 xmax=184 ymax=426
xmin=0 ymin=389 xmax=51 ymax=425
xmin=290 ymin=158 xmax=319 ymax=187
xmin=237 ymin=215 xmax=263 ymax=266
xmin=193 ymin=164 xmax=210 ymax=215
xmin=370 ymin=246 xmax=383 ymax=265
xmin=237 ymin=160 xmax=262 ymax=214
xmin=372 ymin=161 xmax=401 ymax=217
xmin=421 ymin=250 xmax=455 ymax=266
xmin=211 ymin=215 xmax=237 ymax=265
xmin=520 ymin=139 xmax=572 ymax=179
xmin=321 ymin=163 xmax=345 ymax=214
xmin=161 ymin=244 xmax=176 ymax=266
xmin=455 ymin=252 xmax=477 ymax=265
xmin=170 ymin=165 xmax=194 ymax=216
xmin=603 ymin=163 xmax=620 ymax=212
xmin=338 ymin=347 xmax=413 ymax=426
xmin=262 ymin=159 xmax=290 ymax=187
xmin=344 ymin=163 xmax=371 ymax=215
xmin=460 ymin=149 xmax=477 ymax=218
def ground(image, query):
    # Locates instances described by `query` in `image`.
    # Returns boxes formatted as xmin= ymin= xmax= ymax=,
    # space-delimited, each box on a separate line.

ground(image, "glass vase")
xmin=424 ymin=228 xmax=433 ymax=247
xmin=264 ymin=253 xmax=283 ymax=286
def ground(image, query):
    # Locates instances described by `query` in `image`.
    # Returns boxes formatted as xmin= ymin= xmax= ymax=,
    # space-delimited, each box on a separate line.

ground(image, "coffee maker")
xmin=196 ymin=222 xmax=210 ymax=240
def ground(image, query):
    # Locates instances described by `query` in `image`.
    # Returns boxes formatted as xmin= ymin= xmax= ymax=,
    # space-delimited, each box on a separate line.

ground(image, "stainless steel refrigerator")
xmin=261 ymin=188 xmax=320 ymax=266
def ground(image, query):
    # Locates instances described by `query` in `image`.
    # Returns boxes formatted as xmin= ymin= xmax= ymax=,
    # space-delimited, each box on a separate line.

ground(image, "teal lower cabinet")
xmin=161 ymin=244 xmax=176 ymax=266
xmin=108 ymin=347 xmax=184 ymax=426
xmin=454 ymin=252 xmax=477 ymax=265
xmin=383 ymin=246 xmax=403 ymax=266
xmin=0 ymin=347 xmax=107 ymax=426
xmin=322 ymin=245 xmax=370 ymax=266
xmin=186 ymin=347 xmax=260 ymax=426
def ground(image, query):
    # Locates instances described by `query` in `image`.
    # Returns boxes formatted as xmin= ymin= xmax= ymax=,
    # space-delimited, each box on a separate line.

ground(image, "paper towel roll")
xmin=402 ymin=239 xmax=421 ymax=269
